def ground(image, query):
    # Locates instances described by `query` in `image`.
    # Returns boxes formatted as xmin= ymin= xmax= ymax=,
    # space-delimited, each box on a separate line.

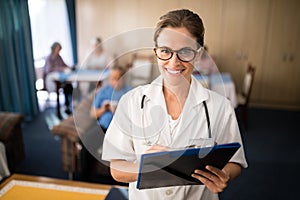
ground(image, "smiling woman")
xmin=102 ymin=9 xmax=247 ymax=200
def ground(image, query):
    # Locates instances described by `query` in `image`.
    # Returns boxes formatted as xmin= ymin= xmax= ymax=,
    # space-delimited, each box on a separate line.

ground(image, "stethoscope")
xmin=140 ymin=94 xmax=212 ymax=146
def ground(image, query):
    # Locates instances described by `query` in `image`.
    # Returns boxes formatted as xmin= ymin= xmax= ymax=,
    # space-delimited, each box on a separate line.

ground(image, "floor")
xmin=36 ymin=90 xmax=77 ymax=129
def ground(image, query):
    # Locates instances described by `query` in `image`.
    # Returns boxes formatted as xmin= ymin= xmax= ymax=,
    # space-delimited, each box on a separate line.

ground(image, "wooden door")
xmin=217 ymin=0 xmax=270 ymax=97
xmin=260 ymin=0 xmax=300 ymax=108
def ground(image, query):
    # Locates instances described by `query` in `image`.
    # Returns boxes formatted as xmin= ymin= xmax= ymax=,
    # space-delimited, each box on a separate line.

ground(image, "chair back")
xmin=127 ymin=53 xmax=154 ymax=87
xmin=242 ymin=64 xmax=256 ymax=104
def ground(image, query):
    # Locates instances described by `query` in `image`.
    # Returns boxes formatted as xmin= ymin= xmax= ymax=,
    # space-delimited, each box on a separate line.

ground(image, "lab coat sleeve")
xmin=212 ymin=96 xmax=248 ymax=168
xmin=223 ymin=105 xmax=248 ymax=168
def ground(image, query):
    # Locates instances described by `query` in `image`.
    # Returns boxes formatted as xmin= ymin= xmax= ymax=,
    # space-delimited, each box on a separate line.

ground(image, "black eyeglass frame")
xmin=153 ymin=46 xmax=202 ymax=62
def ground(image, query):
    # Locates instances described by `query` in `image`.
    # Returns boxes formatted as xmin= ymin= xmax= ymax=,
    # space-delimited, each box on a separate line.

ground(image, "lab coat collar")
xmin=189 ymin=75 xmax=209 ymax=106
xmin=142 ymin=75 xmax=164 ymax=106
xmin=142 ymin=75 xmax=209 ymax=106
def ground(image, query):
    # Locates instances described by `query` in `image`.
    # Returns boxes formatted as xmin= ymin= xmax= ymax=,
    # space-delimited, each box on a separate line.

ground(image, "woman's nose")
xmin=168 ymin=53 xmax=181 ymax=66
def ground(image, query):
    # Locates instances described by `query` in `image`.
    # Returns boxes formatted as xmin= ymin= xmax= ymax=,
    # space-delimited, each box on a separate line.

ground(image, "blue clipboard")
xmin=136 ymin=142 xmax=241 ymax=189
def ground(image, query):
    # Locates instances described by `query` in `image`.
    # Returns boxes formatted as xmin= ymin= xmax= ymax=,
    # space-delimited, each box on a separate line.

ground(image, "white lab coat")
xmin=102 ymin=75 xmax=248 ymax=200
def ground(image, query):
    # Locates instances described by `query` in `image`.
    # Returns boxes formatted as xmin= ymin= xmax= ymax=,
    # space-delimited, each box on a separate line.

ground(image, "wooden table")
xmin=0 ymin=174 xmax=111 ymax=200
xmin=46 ymin=69 xmax=110 ymax=119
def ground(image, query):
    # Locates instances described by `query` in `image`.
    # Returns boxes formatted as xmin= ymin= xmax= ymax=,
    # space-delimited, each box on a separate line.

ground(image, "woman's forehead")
xmin=110 ymin=69 xmax=122 ymax=78
xmin=156 ymin=27 xmax=198 ymax=49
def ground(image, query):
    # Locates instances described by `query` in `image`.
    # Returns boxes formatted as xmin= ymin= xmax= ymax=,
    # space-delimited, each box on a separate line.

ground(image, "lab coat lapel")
xmin=179 ymin=76 xmax=209 ymax=134
xmin=143 ymin=76 xmax=165 ymax=106
xmin=142 ymin=76 xmax=169 ymax=143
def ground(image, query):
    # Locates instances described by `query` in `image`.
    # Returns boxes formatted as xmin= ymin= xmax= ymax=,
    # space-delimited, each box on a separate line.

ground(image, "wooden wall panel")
xmin=76 ymin=0 xmax=300 ymax=109
xmin=259 ymin=0 xmax=300 ymax=108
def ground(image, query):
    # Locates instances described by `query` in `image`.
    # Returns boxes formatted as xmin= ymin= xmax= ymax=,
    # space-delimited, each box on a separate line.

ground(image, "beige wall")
xmin=76 ymin=0 xmax=223 ymax=65
xmin=76 ymin=0 xmax=300 ymax=110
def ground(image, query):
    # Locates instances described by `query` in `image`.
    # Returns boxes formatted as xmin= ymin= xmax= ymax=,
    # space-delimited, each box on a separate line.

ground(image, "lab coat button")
xmin=165 ymin=189 xmax=173 ymax=195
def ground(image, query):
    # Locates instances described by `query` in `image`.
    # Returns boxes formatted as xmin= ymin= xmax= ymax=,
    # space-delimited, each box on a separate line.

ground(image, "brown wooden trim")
xmin=0 ymin=173 xmax=112 ymax=190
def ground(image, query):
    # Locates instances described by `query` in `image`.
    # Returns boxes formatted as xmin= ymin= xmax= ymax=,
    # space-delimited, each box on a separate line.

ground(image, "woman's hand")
xmin=102 ymin=102 xmax=110 ymax=110
xmin=191 ymin=162 xmax=242 ymax=193
xmin=191 ymin=165 xmax=230 ymax=193
xmin=90 ymin=102 xmax=110 ymax=119
xmin=145 ymin=144 xmax=170 ymax=154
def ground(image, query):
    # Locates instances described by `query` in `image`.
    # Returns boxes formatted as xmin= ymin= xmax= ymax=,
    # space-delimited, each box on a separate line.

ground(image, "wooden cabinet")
xmin=260 ymin=0 xmax=300 ymax=109
xmin=214 ymin=0 xmax=269 ymax=106
xmin=215 ymin=0 xmax=300 ymax=109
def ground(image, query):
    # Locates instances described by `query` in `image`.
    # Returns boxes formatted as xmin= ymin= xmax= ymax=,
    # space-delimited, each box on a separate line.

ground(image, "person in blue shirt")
xmin=90 ymin=65 xmax=131 ymax=132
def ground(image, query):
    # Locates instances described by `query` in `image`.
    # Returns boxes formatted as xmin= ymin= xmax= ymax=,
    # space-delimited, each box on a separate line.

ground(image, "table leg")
xmin=55 ymin=81 xmax=62 ymax=119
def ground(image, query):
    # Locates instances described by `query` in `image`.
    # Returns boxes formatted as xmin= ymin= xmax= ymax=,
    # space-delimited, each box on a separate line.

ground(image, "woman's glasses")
xmin=154 ymin=46 xmax=202 ymax=62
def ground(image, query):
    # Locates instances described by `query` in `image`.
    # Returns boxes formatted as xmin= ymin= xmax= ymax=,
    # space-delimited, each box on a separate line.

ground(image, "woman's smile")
xmin=165 ymin=67 xmax=185 ymax=76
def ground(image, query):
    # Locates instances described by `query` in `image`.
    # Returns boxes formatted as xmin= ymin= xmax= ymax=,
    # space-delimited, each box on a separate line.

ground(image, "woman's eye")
xmin=160 ymin=48 xmax=171 ymax=54
xmin=179 ymin=48 xmax=193 ymax=56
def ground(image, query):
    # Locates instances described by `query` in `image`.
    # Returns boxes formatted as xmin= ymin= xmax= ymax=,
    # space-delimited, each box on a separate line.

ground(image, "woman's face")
xmin=109 ymin=69 xmax=123 ymax=90
xmin=53 ymin=46 xmax=61 ymax=55
xmin=156 ymin=27 xmax=199 ymax=86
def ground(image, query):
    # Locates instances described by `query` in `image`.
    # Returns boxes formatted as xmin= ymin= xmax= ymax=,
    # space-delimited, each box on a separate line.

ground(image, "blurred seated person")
xmin=44 ymin=42 xmax=73 ymax=114
xmin=90 ymin=66 xmax=132 ymax=133
xmin=82 ymin=37 xmax=113 ymax=70
xmin=80 ymin=37 xmax=114 ymax=96
xmin=193 ymin=45 xmax=218 ymax=75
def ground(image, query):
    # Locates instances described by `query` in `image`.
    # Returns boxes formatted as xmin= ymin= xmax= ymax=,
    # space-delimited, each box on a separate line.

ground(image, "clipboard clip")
xmin=184 ymin=142 xmax=218 ymax=159
xmin=185 ymin=141 xmax=217 ymax=149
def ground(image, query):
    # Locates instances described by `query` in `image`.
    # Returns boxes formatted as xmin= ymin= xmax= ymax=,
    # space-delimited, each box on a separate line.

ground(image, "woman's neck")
xmin=163 ymin=80 xmax=190 ymax=120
